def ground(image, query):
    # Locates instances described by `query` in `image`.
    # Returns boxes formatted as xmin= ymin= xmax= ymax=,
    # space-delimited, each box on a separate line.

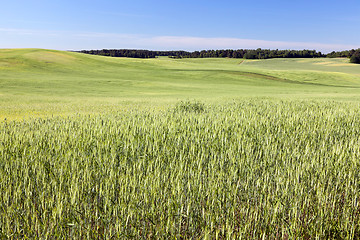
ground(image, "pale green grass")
xmin=1 ymin=49 xmax=360 ymax=119
xmin=1 ymin=100 xmax=360 ymax=238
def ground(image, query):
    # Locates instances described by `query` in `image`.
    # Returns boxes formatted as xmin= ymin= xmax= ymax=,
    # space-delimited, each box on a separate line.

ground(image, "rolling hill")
xmin=1 ymin=48 xmax=360 ymax=119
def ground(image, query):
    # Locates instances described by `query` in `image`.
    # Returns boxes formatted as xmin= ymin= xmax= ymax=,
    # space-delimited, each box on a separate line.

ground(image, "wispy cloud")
xmin=0 ymin=28 xmax=38 ymax=35
xmin=72 ymin=32 xmax=139 ymax=39
xmin=0 ymin=28 xmax=60 ymax=36
xmin=149 ymin=36 xmax=360 ymax=53
xmin=94 ymin=11 xmax=151 ymax=18
xmin=0 ymin=28 xmax=358 ymax=53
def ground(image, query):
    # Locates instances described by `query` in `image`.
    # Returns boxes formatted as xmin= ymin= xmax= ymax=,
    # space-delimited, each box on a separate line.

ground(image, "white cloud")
xmin=0 ymin=28 xmax=358 ymax=53
xmin=148 ymin=36 xmax=359 ymax=53
xmin=0 ymin=28 xmax=37 ymax=35
xmin=94 ymin=11 xmax=150 ymax=18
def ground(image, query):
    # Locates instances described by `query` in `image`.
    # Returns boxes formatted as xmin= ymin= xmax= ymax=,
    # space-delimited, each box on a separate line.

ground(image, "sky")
xmin=0 ymin=0 xmax=359 ymax=52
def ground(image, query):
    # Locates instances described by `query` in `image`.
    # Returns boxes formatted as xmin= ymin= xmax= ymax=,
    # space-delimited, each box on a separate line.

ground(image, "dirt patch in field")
xmin=313 ymin=62 xmax=333 ymax=65
xmin=331 ymin=63 xmax=357 ymax=67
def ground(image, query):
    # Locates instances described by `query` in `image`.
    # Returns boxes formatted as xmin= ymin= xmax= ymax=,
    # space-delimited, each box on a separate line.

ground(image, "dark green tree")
xmin=350 ymin=52 xmax=360 ymax=64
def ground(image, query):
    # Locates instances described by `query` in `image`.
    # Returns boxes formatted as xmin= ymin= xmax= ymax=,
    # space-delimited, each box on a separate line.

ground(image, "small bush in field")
xmin=173 ymin=100 xmax=206 ymax=113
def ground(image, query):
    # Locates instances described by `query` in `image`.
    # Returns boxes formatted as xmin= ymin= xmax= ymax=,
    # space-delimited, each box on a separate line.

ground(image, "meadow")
xmin=1 ymin=49 xmax=360 ymax=119
xmin=1 ymin=49 xmax=360 ymax=238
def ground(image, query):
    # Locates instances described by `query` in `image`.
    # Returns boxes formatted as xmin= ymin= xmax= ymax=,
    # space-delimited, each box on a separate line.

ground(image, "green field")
xmin=1 ymin=48 xmax=360 ymax=119
xmin=1 ymin=49 xmax=360 ymax=238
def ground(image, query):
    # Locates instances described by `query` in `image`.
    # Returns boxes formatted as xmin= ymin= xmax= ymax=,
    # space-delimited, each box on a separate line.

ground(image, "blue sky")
xmin=0 ymin=0 xmax=359 ymax=52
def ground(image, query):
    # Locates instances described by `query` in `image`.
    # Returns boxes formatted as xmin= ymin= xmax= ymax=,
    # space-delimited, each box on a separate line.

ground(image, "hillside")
xmin=1 ymin=49 xmax=360 ymax=119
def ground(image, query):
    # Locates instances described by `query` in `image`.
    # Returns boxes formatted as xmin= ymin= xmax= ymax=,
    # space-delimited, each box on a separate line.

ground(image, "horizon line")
xmin=0 ymin=28 xmax=359 ymax=53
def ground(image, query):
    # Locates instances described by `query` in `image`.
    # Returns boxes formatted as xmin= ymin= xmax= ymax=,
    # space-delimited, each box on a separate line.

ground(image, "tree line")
xmin=325 ymin=49 xmax=360 ymax=63
xmin=78 ymin=48 xmax=360 ymax=63
xmin=78 ymin=49 xmax=324 ymax=59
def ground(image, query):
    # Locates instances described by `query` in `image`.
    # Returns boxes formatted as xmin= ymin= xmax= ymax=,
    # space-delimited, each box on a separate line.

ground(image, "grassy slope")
xmin=1 ymin=48 xmax=360 ymax=119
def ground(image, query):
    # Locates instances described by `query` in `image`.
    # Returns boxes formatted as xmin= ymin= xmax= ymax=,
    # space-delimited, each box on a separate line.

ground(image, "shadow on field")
xmin=171 ymin=69 xmax=359 ymax=88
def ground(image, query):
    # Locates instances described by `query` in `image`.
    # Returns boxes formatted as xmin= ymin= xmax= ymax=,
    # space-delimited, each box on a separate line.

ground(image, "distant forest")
xmin=327 ymin=49 xmax=360 ymax=63
xmin=78 ymin=48 xmax=360 ymax=63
